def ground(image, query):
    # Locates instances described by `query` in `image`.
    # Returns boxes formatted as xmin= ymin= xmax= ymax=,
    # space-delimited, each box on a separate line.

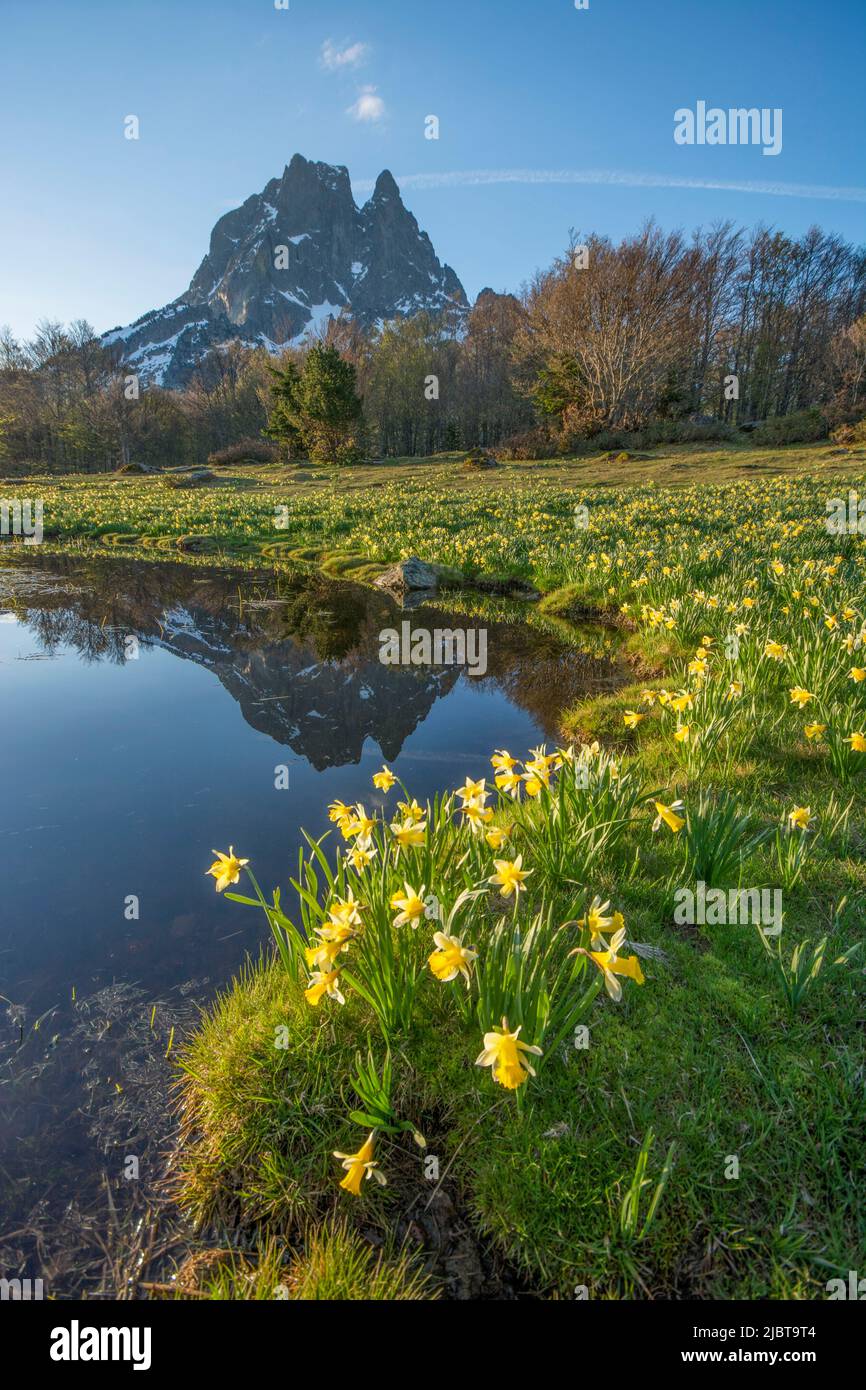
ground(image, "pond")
xmin=0 ymin=551 xmax=623 ymax=1295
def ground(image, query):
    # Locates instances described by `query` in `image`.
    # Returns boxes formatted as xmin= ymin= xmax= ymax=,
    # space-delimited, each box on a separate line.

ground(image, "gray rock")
xmin=164 ymin=468 xmax=216 ymax=488
xmin=374 ymin=556 xmax=439 ymax=595
xmin=461 ymin=448 xmax=499 ymax=470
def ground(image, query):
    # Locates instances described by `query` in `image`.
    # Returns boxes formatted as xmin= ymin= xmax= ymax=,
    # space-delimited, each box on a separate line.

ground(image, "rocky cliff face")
xmin=103 ymin=154 xmax=465 ymax=387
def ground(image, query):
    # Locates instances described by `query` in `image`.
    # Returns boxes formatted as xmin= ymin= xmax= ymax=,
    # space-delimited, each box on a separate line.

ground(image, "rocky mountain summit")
xmin=103 ymin=154 xmax=465 ymax=386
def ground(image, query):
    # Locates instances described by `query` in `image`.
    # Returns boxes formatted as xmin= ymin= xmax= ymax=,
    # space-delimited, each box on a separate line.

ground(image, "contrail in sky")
xmin=352 ymin=167 xmax=866 ymax=203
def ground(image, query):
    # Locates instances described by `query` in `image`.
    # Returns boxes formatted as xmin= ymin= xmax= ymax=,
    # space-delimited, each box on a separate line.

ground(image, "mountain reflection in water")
xmin=2 ymin=553 xmax=623 ymax=768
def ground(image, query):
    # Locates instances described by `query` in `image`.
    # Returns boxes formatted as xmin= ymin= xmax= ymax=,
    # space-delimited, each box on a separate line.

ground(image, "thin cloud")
xmin=351 ymin=167 xmax=866 ymax=203
xmin=321 ymin=39 xmax=369 ymax=72
xmin=347 ymin=85 xmax=385 ymax=123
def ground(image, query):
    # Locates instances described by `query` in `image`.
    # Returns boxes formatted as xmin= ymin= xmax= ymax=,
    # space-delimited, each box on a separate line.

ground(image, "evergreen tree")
xmin=264 ymin=358 xmax=304 ymax=460
xmin=298 ymin=344 xmax=366 ymax=465
xmin=265 ymin=345 xmax=366 ymax=464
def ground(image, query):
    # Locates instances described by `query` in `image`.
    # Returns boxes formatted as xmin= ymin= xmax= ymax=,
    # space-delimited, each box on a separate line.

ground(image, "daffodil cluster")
xmin=205 ymin=740 xmax=651 ymax=1195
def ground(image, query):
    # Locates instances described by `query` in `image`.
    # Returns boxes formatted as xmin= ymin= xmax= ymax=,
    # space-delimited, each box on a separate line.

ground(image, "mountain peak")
xmin=103 ymin=156 xmax=465 ymax=386
xmin=371 ymin=169 xmax=401 ymax=202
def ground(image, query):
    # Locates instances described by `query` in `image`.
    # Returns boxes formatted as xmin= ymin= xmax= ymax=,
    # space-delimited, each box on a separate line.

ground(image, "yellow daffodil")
xmin=485 ymin=824 xmax=511 ymax=850
xmin=524 ymin=755 xmax=552 ymax=781
xmin=475 ymin=1018 xmax=542 ymax=1090
xmin=528 ymin=745 xmax=558 ymax=770
xmin=488 ymin=854 xmax=531 ymax=898
xmin=765 ymin=640 xmax=787 ymax=661
xmin=670 ymin=691 xmax=694 ymax=713
xmin=428 ymin=931 xmax=477 ymax=986
xmin=582 ymin=927 xmax=646 ymax=1002
xmin=462 ymin=800 xmax=494 ymax=832
xmin=495 ymin=769 xmax=523 ymax=799
xmin=333 ymin=1133 xmax=385 ymax=1195
xmin=327 ymin=892 xmax=363 ymax=930
xmin=804 ymin=722 xmax=826 ymax=741
xmin=456 ymin=776 xmax=487 ymax=805
xmin=845 ymin=731 xmax=866 ymax=752
xmin=623 ymin=710 xmax=644 ymax=729
xmin=390 ymin=882 xmax=427 ymax=928
xmin=652 ymin=800 xmax=685 ymax=833
xmin=849 ymin=668 xmax=866 ymax=683
xmin=577 ymin=895 xmax=623 ymax=949
xmin=491 ymin=749 xmax=517 ymax=772
xmin=788 ymin=806 xmax=813 ymax=831
xmin=348 ymin=804 xmax=376 ymax=846
xmin=372 ymin=765 xmax=397 ymax=791
xmin=304 ymin=969 xmax=345 ymax=1007
xmin=789 ymin=687 xmax=815 ymax=707
xmin=522 ymin=771 xmax=548 ymax=798
xmin=206 ymin=846 xmax=249 ymax=892
xmin=348 ymin=844 xmax=377 ymax=872
xmin=305 ymin=927 xmax=351 ymax=969
xmin=390 ymin=817 xmax=426 ymax=850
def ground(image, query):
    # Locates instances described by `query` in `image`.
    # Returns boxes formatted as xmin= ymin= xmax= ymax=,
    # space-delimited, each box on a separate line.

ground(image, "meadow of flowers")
xmin=28 ymin=449 xmax=866 ymax=598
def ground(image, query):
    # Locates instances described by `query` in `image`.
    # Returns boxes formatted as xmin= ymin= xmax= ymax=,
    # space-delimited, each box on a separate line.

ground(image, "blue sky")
xmin=1 ymin=0 xmax=864 ymax=341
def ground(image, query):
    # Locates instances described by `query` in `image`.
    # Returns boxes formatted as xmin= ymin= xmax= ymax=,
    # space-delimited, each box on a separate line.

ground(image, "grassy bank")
xmin=160 ymin=442 xmax=866 ymax=1299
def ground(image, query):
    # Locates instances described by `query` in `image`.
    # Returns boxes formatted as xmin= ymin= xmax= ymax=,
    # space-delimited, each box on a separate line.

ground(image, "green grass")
xmin=162 ymin=1225 xmax=434 ymax=1300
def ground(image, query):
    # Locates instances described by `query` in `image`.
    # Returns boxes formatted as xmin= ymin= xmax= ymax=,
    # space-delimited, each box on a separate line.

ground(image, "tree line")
xmin=2 ymin=219 xmax=865 ymax=473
